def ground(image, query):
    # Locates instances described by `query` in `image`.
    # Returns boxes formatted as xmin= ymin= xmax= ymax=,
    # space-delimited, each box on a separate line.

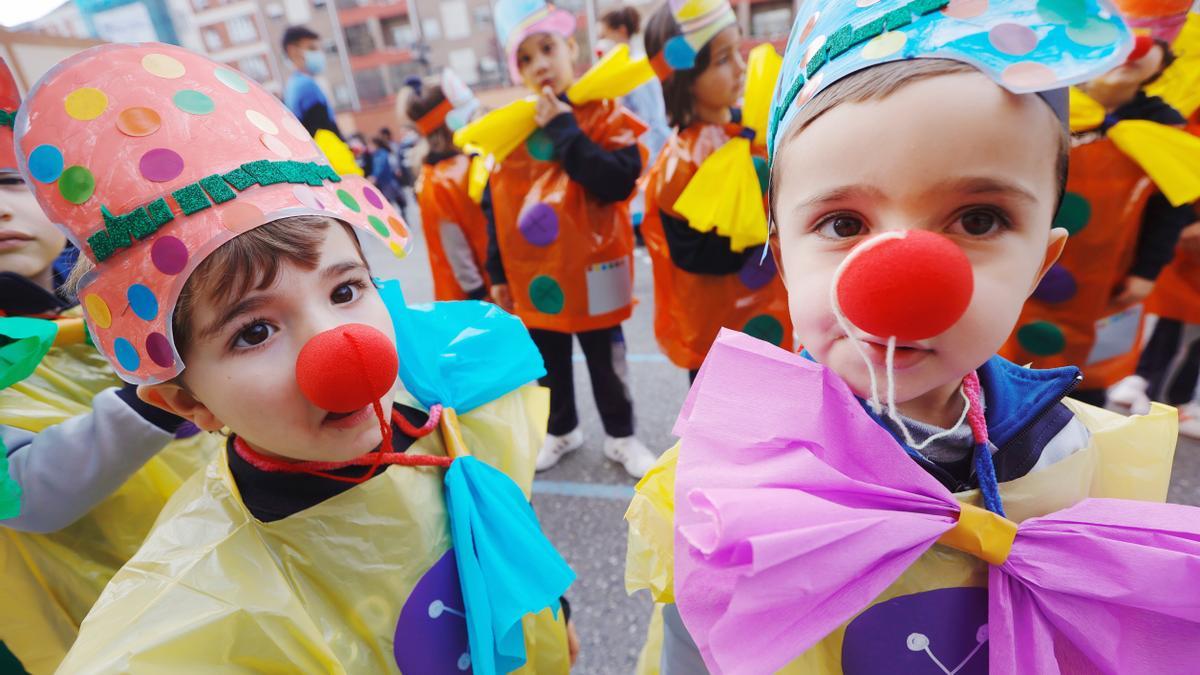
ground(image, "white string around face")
xmin=830 ymin=232 xmax=971 ymax=449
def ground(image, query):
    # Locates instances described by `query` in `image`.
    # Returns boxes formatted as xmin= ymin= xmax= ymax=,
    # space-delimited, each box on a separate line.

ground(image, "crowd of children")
xmin=3 ymin=0 xmax=1200 ymax=672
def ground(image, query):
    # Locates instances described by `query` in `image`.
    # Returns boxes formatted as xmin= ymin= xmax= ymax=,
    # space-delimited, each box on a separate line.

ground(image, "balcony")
xmin=348 ymin=47 xmax=415 ymax=72
xmin=336 ymin=0 xmax=408 ymax=26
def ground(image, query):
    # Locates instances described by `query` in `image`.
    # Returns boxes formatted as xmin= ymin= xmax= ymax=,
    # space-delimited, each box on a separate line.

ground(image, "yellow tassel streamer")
xmin=453 ymin=44 xmax=654 ymax=165
xmin=1069 ymin=86 xmax=1107 ymax=133
xmin=1108 ymin=118 xmax=1200 ymax=206
xmin=1146 ymin=12 xmax=1200 ymax=118
xmin=742 ymin=43 xmax=783 ymax=147
xmin=466 ymin=152 xmax=491 ymax=204
xmin=314 ymin=129 xmax=364 ymax=177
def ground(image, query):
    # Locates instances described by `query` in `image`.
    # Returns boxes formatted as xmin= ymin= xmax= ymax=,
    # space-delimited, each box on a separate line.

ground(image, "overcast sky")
xmin=1 ymin=0 xmax=70 ymax=28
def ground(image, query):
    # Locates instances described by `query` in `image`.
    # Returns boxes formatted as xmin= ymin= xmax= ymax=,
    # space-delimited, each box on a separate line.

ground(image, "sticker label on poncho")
xmin=1087 ymin=303 xmax=1144 ymax=366
xmin=586 ymin=255 xmax=633 ymax=316
xmin=842 ymin=587 xmax=988 ymax=675
xmin=394 ymin=548 xmax=473 ymax=672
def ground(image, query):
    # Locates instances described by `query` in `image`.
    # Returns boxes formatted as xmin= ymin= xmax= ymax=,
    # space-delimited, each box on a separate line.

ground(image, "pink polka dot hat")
xmin=13 ymin=43 xmax=412 ymax=384
xmin=0 ymin=59 xmax=19 ymax=173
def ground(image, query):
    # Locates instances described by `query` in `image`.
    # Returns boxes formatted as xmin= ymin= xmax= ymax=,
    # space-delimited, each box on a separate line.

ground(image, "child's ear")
xmin=769 ymin=229 xmax=786 ymax=290
xmin=138 ymin=383 xmax=225 ymax=432
xmin=1029 ymin=227 xmax=1069 ymax=296
xmin=567 ymin=36 xmax=579 ymax=62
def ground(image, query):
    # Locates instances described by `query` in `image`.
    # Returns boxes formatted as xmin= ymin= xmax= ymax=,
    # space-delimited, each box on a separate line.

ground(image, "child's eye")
xmin=815 ymin=214 xmax=866 ymax=239
xmin=950 ymin=207 xmax=1010 ymax=237
xmin=234 ymin=321 xmax=275 ymax=349
xmin=331 ymin=280 xmax=364 ymax=304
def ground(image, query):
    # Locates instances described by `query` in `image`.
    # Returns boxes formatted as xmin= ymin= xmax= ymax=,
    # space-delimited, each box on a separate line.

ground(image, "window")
xmin=440 ymin=1 xmax=469 ymax=40
xmin=750 ymin=4 xmax=793 ymax=38
xmin=344 ymin=23 xmax=375 ymax=56
xmin=422 ymin=18 xmax=441 ymax=41
xmin=227 ymin=15 xmax=258 ymax=44
xmin=354 ymin=68 xmax=387 ymax=104
xmin=381 ymin=17 xmax=414 ymax=47
xmin=448 ymin=48 xmax=478 ymax=85
xmin=203 ymin=28 xmax=224 ymax=50
xmin=472 ymin=5 xmax=491 ymax=26
xmin=238 ymin=55 xmax=271 ymax=82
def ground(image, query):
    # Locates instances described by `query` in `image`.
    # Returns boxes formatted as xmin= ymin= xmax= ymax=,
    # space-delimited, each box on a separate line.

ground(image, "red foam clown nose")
xmin=1127 ymin=35 xmax=1155 ymax=63
xmin=835 ymin=230 xmax=974 ymax=342
xmin=296 ymin=324 xmax=399 ymax=412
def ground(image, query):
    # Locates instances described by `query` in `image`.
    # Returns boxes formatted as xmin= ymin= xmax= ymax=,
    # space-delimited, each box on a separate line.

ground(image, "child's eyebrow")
xmin=201 ymin=294 xmax=273 ymax=340
xmin=321 ymin=259 xmax=369 ymax=280
xmin=795 ymin=185 xmax=886 ymax=210
xmin=938 ymin=176 xmax=1039 ymax=203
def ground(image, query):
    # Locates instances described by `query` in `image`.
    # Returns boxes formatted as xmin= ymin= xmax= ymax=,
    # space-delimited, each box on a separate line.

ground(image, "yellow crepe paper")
xmin=453 ymin=44 xmax=654 ymax=164
xmin=1108 ymin=118 xmax=1200 ymax=206
xmin=742 ymin=43 xmax=783 ymax=147
xmin=1069 ymin=86 xmax=1107 ymax=133
xmin=1146 ymin=12 xmax=1200 ymax=118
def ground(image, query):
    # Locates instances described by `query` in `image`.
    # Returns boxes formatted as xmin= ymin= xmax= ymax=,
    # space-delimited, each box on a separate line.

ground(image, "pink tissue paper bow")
xmin=673 ymin=329 xmax=1200 ymax=675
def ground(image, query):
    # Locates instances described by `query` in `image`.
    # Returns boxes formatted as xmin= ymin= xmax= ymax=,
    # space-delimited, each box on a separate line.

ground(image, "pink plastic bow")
xmin=673 ymin=329 xmax=1200 ymax=675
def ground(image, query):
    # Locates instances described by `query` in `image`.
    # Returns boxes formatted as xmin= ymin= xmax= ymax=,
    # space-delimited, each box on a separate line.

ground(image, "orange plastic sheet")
xmin=415 ymin=154 xmax=491 ymax=301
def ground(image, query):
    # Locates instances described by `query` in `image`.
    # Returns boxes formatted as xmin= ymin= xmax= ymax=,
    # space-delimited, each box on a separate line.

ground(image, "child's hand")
xmin=535 ymin=86 xmax=572 ymax=127
xmin=1109 ymin=275 xmax=1155 ymax=311
xmin=566 ymin=619 xmax=580 ymax=666
xmin=490 ymin=284 xmax=514 ymax=313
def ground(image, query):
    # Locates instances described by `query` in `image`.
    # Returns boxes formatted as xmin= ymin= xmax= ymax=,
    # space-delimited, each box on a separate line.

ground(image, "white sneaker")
xmin=1107 ymin=375 xmax=1152 ymax=415
xmin=604 ymin=435 xmax=658 ymax=479
xmin=1179 ymin=403 xmax=1200 ymax=440
xmin=536 ymin=428 xmax=584 ymax=471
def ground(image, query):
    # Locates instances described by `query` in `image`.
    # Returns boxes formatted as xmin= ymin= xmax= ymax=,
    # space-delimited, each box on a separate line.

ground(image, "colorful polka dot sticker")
xmin=139 ymin=148 xmax=185 ymax=183
xmin=27 ymin=145 xmax=63 ymax=183
xmin=219 ymin=201 xmax=265 ymax=233
xmin=368 ymin=215 xmax=389 ymax=238
xmin=127 ymin=283 xmax=159 ymax=320
xmin=388 ymin=217 xmax=408 ymax=238
xmin=65 ymin=87 xmax=108 ymax=121
xmin=260 ymin=133 xmax=292 ymax=158
xmin=173 ymin=89 xmax=215 ymax=115
xmin=142 ymin=53 xmax=185 ymax=79
xmin=525 ymin=130 xmax=555 ymax=161
xmin=293 ymin=185 xmax=324 ymax=211
xmin=861 ymin=31 xmax=907 ymax=60
xmin=117 ymin=107 xmax=162 ymax=137
xmin=389 ymin=242 xmax=408 ymax=258
xmin=84 ymin=293 xmax=112 ymax=329
xmin=1016 ymin=320 xmax=1066 ymax=356
xmin=215 ymin=68 xmax=250 ymax=93
xmin=362 ymin=186 xmax=384 ymax=209
xmin=529 ymin=275 xmax=565 ymax=314
xmin=58 ymin=166 xmax=95 ymax=204
xmin=989 ymin=23 xmax=1038 ymax=56
xmin=1054 ymin=192 xmax=1091 ymax=235
xmin=743 ymin=314 xmax=785 ymax=346
xmin=738 ymin=247 xmax=776 ymax=291
xmin=282 ymin=115 xmax=310 ymax=141
xmin=146 ymin=332 xmax=175 ymax=368
xmin=245 ymin=109 xmax=278 ymax=134
xmin=113 ymin=337 xmax=141 ymax=372
xmin=1031 ymin=264 xmax=1077 ymax=304
xmin=337 ymin=189 xmax=361 ymax=212
xmin=943 ymin=0 xmax=988 ymax=20
xmin=518 ymin=203 xmax=559 ymax=246
xmin=151 ymin=236 xmax=189 ymax=275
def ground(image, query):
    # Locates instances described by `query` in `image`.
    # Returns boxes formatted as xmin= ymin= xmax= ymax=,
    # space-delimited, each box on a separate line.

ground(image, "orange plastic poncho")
xmin=1147 ymin=115 xmax=1200 ymax=325
xmin=1002 ymin=139 xmax=1155 ymax=389
xmin=489 ymin=100 xmax=646 ymax=334
xmin=642 ymin=123 xmax=792 ymax=370
xmin=415 ymin=154 xmax=491 ymax=301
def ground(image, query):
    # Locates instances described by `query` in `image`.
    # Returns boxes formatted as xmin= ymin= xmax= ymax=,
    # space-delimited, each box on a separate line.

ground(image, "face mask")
xmin=594 ymin=38 xmax=616 ymax=58
xmin=304 ymin=48 xmax=326 ymax=75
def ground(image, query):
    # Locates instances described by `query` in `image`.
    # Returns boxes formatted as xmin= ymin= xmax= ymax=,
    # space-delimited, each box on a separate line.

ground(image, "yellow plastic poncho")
xmin=625 ymin=400 xmax=1177 ymax=674
xmin=0 ymin=313 xmax=220 ymax=675
xmin=57 ymin=384 xmax=571 ymax=674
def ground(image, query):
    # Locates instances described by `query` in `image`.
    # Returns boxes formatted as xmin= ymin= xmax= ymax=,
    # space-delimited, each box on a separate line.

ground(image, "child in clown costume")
xmin=625 ymin=1 xmax=1200 ymax=673
xmin=13 ymin=43 xmax=575 ymax=673
xmin=640 ymin=0 xmax=793 ymax=382
xmin=467 ymin=0 xmax=657 ymax=478
xmin=1001 ymin=1 xmax=1200 ymax=407
xmin=400 ymin=70 xmax=491 ymax=302
xmin=0 ymin=60 xmax=221 ymax=674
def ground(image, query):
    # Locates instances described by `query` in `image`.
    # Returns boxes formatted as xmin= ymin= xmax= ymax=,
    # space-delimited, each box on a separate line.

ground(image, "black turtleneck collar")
xmin=0 ymin=271 xmax=73 ymax=317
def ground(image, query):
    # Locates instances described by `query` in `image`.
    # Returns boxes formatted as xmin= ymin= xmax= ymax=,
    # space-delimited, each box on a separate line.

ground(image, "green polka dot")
xmin=1016 ymin=321 xmax=1066 ymax=356
xmin=214 ymin=68 xmax=250 ymax=93
xmin=337 ymin=189 xmax=361 ymax=212
xmin=753 ymin=156 xmax=769 ymax=195
xmin=529 ymin=275 xmax=565 ymax=314
xmin=526 ymin=129 xmax=555 ymax=161
xmin=173 ymin=89 xmax=215 ymax=115
xmin=1053 ymin=192 xmax=1091 ymax=235
xmin=743 ymin=315 xmax=784 ymax=346
xmin=368 ymin=215 xmax=388 ymax=237
xmin=58 ymin=166 xmax=95 ymax=204
xmin=1037 ymin=0 xmax=1088 ymax=25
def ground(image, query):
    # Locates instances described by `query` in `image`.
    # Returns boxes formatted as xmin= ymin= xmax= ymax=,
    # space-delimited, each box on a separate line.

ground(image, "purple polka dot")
xmin=989 ymin=23 xmax=1039 ymax=56
xmin=738 ymin=246 xmax=777 ymax=290
xmin=139 ymin=148 xmax=185 ymax=182
xmin=1032 ymin=264 xmax=1077 ymax=304
xmin=151 ymin=236 xmax=189 ymax=275
xmin=518 ymin=203 xmax=559 ymax=247
xmin=363 ymin=186 xmax=384 ymax=209
xmin=146 ymin=332 xmax=175 ymax=368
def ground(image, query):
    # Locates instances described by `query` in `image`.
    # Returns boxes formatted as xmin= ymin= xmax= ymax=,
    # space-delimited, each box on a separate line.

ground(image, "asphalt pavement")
xmin=391 ymin=202 xmax=1200 ymax=674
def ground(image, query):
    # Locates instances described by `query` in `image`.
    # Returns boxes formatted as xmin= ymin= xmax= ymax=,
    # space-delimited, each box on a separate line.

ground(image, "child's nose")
xmin=295 ymin=323 xmax=398 ymax=412
xmin=834 ymin=230 xmax=974 ymax=341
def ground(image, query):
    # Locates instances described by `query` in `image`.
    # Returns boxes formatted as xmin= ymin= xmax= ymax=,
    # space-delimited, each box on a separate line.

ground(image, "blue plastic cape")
xmin=0 ymin=317 xmax=56 ymax=519
xmin=445 ymin=456 xmax=575 ymax=674
xmin=379 ymin=279 xmax=546 ymax=413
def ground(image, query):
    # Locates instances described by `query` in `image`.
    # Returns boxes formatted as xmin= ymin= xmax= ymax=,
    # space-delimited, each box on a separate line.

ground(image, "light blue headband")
xmin=767 ymin=0 xmax=1134 ymax=161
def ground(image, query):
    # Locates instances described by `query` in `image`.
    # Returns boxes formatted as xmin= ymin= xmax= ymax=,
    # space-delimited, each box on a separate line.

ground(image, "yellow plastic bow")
xmin=1146 ymin=11 xmax=1200 ymax=118
xmin=314 ymin=129 xmax=365 ymax=177
xmin=672 ymin=44 xmax=782 ymax=253
xmin=466 ymin=152 xmax=492 ymax=204
xmin=452 ymin=44 xmax=655 ymax=165
xmin=1072 ymin=86 xmax=1200 ymax=206
xmin=936 ymin=501 xmax=1018 ymax=566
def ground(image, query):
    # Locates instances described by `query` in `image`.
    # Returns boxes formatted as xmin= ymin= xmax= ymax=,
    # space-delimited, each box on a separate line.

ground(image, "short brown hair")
xmin=769 ymin=59 xmax=1069 ymax=220
xmin=600 ymin=6 xmax=641 ymax=38
xmin=398 ymin=76 xmax=456 ymax=156
xmin=69 ymin=215 xmax=363 ymax=360
xmin=644 ymin=4 xmax=718 ymax=129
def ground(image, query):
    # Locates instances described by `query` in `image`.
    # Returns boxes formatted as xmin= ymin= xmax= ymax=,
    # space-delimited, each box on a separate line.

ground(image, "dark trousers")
xmin=1136 ymin=318 xmax=1200 ymax=403
xmin=529 ymin=326 xmax=635 ymax=438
